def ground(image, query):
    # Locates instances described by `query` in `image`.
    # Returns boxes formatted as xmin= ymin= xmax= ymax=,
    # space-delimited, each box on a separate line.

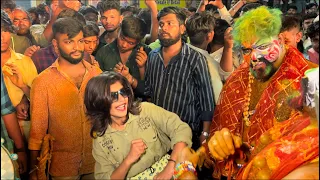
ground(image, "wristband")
xmin=173 ymin=161 xmax=197 ymax=180
xmin=168 ymin=158 xmax=176 ymax=163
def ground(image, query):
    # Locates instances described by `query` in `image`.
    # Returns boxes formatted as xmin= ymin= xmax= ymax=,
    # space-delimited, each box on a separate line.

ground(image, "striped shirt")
xmin=145 ymin=43 xmax=214 ymax=132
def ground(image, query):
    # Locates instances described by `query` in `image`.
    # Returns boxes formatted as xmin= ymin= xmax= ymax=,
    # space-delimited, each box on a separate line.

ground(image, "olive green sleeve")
xmin=141 ymin=102 xmax=193 ymax=149
xmin=92 ymin=139 xmax=115 ymax=179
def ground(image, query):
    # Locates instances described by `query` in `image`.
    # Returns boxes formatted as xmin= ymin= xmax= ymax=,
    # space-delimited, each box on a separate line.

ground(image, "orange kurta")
xmin=28 ymin=60 xmax=102 ymax=176
xmin=208 ymin=46 xmax=318 ymax=178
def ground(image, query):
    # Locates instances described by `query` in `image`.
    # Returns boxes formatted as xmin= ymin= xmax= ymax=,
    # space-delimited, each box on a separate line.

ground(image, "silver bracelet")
xmin=29 ymin=165 xmax=39 ymax=174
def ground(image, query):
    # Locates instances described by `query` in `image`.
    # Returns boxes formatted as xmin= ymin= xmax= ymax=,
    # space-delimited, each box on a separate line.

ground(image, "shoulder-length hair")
xmin=84 ymin=71 xmax=141 ymax=138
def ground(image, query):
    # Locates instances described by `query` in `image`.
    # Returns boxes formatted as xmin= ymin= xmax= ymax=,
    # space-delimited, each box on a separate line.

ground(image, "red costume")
xmin=208 ymin=46 xmax=318 ymax=179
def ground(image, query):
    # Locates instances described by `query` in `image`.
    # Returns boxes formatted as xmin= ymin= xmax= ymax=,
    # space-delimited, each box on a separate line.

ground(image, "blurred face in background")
xmin=287 ymin=8 xmax=297 ymax=15
xmin=279 ymin=27 xmax=302 ymax=48
xmin=84 ymin=36 xmax=99 ymax=55
xmin=1 ymin=28 xmax=11 ymax=53
xmin=100 ymin=9 xmax=123 ymax=32
xmin=12 ymin=9 xmax=31 ymax=35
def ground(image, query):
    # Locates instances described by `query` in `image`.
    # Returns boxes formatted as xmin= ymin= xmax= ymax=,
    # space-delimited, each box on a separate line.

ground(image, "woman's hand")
xmin=153 ymin=161 xmax=175 ymax=180
xmin=125 ymin=139 xmax=147 ymax=165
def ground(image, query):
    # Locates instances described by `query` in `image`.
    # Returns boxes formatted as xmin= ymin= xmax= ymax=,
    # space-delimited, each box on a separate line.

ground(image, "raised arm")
xmin=144 ymin=0 xmax=158 ymax=45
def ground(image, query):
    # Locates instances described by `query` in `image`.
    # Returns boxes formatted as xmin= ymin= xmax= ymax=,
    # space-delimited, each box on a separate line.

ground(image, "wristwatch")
xmin=201 ymin=131 xmax=209 ymax=138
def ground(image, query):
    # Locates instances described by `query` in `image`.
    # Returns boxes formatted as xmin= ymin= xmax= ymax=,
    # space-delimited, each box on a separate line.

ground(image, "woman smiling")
xmin=84 ymin=71 xmax=192 ymax=179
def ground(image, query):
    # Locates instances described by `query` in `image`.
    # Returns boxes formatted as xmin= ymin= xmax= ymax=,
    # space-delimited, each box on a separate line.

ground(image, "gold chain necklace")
xmin=243 ymin=71 xmax=255 ymax=126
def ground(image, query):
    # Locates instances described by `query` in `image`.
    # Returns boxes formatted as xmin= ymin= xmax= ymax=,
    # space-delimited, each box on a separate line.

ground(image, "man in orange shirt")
xmin=28 ymin=17 xmax=102 ymax=179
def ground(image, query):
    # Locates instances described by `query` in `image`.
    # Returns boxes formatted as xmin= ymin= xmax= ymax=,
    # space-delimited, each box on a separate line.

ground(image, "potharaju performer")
xmin=172 ymin=6 xmax=319 ymax=180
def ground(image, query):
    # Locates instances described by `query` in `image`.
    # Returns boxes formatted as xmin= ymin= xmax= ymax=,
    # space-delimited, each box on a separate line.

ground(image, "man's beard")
xmin=58 ymin=46 xmax=84 ymax=64
xmin=17 ymin=26 xmax=29 ymax=36
xmin=158 ymin=33 xmax=181 ymax=47
xmin=250 ymin=58 xmax=277 ymax=82
xmin=105 ymin=25 xmax=119 ymax=33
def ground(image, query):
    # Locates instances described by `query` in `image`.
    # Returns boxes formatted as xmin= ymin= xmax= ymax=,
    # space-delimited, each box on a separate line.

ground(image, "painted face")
xmin=158 ymin=14 xmax=184 ymax=47
xmin=242 ymin=37 xmax=282 ymax=81
xmin=117 ymin=32 xmax=138 ymax=53
xmin=100 ymin=9 xmax=122 ymax=33
xmin=53 ymin=31 xmax=85 ymax=64
xmin=12 ymin=9 xmax=31 ymax=35
xmin=84 ymin=36 xmax=99 ymax=55
xmin=279 ymin=27 xmax=302 ymax=48
xmin=110 ymin=81 xmax=129 ymax=121
xmin=1 ymin=29 xmax=11 ymax=53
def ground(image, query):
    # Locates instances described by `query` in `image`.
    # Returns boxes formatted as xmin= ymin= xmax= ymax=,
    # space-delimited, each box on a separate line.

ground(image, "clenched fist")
xmin=207 ymin=128 xmax=242 ymax=161
xmin=125 ymin=139 xmax=147 ymax=164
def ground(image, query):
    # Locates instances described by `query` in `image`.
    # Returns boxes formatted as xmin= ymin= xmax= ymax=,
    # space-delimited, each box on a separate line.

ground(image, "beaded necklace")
xmin=243 ymin=71 xmax=255 ymax=126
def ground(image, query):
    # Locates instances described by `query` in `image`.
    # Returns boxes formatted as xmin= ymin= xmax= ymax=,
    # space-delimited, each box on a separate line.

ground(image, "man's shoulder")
xmin=32 ymin=46 xmax=52 ymax=58
xmin=183 ymin=43 xmax=205 ymax=57
xmin=83 ymin=61 xmax=103 ymax=75
xmin=32 ymin=67 xmax=55 ymax=85
xmin=96 ymin=43 xmax=114 ymax=56
xmin=188 ymin=44 xmax=212 ymax=59
xmin=12 ymin=51 xmax=34 ymax=64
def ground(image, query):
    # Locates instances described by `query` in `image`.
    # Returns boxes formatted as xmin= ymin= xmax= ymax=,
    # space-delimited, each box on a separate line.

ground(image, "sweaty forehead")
xmin=13 ymin=9 xmax=28 ymax=17
xmin=242 ymin=36 xmax=276 ymax=48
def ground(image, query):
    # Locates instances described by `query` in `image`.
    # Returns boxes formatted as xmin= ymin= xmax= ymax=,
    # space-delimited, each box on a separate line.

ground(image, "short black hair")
xmin=121 ymin=6 xmax=139 ymax=15
xmin=205 ymin=4 xmax=218 ymax=12
xmin=1 ymin=9 xmax=15 ymax=33
xmin=79 ymin=5 xmax=99 ymax=16
xmin=211 ymin=19 xmax=230 ymax=45
xmin=57 ymin=9 xmax=86 ymax=26
xmin=303 ymin=12 xmax=318 ymax=22
xmin=137 ymin=9 xmax=151 ymax=33
xmin=306 ymin=3 xmax=318 ymax=10
xmin=307 ymin=21 xmax=319 ymax=39
xmin=280 ymin=15 xmax=302 ymax=32
xmin=27 ymin=7 xmax=37 ymax=14
xmin=186 ymin=12 xmax=215 ymax=46
xmin=288 ymin=5 xmax=298 ymax=11
xmin=44 ymin=0 xmax=52 ymax=6
xmin=36 ymin=2 xmax=48 ymax=15
xmin=188 ymin=7 xmax=197 ymax=13
xmin=83 ymin=21 xmax=100 ymax=38
xmin=98 ymin=0 xmax=120 ymax=15
xmin=1 ymin=0 xmax=16 ymax=11
xmin=120 ymin=15 xmax=147 ymax=41
xmin=52 ymin=17 xmax=83 ymax=39
xmin=157 ymin=6 xmax=186 ymax=25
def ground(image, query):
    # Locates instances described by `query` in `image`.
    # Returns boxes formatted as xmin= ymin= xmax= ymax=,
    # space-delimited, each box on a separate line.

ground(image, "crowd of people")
xmin=0 ymin=0 xmax=319 ymax=179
